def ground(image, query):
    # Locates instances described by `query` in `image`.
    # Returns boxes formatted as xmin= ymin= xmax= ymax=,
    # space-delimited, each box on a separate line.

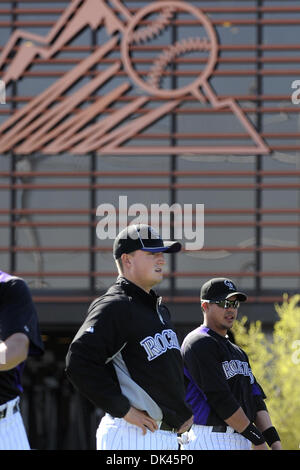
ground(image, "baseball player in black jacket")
xmin=0 ymin=270 xmax=44 ymax=450
xmin=180 ymin=277 xmax=281 ymax=450
xmin=66 ymin=224 xmax=193 ymax=450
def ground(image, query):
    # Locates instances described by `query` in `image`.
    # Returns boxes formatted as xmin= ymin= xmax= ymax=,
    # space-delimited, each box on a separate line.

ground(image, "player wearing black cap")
xmin=180 ymin=278 xmax=281 ymax=450
xmin=65 ymin=224 xmax=193 ymax=450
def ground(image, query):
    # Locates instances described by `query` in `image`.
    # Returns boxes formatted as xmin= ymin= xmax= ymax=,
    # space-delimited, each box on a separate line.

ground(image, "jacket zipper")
xmin=156 ymin=296 xmax=165 ymax=324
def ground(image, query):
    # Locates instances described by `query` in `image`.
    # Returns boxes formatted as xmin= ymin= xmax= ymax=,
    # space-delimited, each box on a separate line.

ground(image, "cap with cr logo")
xmin=200 ymin=278 xmax=247 ymax=302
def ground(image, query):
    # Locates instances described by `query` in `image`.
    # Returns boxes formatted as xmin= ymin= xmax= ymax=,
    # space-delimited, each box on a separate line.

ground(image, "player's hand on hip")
xmin=252 ymin=442 xmax=269 ymax=450
xmin=123 ymin=407 xmax=158 ymax=435
xmin=177 ymin=415 xmax=194 ymax=434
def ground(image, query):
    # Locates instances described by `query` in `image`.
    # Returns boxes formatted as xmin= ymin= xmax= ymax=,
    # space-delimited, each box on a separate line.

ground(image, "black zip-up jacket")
xmin=65 ymin=277 xmax=192 ymax=429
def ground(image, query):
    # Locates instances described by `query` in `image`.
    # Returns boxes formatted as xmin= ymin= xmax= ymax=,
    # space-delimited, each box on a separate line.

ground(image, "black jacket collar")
xmin=115 ymin=276 xmax=159 ymax=308
xmin=200 ymin=325 xmax=230 ymax=343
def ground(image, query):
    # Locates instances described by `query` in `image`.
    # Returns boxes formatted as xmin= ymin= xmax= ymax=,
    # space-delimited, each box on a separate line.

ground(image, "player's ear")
xmin=121 ymin=253 xmax=131 ymax=268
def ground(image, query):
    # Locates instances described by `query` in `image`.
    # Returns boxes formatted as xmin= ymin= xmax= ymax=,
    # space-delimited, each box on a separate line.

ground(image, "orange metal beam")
xmin=0 ymin=208 xmax=299 ymax=217
xmin=31 ymin=295 xmax=286 ymax=305
xmin=0 ymin=183 xmax=299 ymax=190
xmin=1 ymin=19 xmax=300 ymax=27
xmin=12 ymin=271 xmax=300 ymax=278
xmin=0 ymin=170 xmax=299 ymax=178
xmin=0 ymin=221 xmax=298 ymax=228
xmin=0 ymin=246 xmax=299 ymax=253
xmin=1 ymin=6 xmax=300 ymax=14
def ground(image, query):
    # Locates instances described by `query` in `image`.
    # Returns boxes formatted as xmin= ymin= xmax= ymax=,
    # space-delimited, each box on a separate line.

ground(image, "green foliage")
xmin=232 ymin=294 xmax=300 ymax=450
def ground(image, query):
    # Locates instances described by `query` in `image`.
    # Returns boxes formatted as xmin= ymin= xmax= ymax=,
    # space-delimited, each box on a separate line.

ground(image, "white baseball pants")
xmin=96 ymin=413 xmax=179 ymax=450
xmin=0 ymin=397 xmax=30 ymax=450
xmin=180 ymin=424 xmax=252 ymax=450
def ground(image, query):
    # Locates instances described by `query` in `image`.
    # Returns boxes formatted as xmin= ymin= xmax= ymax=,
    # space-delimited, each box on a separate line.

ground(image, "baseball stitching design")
xmin=147 ymin=37 xmax=211 ymax=89
xmin=129 ymin=6 xmax=176 ymax=44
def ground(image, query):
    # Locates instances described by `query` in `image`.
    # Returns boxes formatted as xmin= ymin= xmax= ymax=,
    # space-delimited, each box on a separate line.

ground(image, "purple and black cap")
xmin=201 ymin=277 xmax=247 ymax=302
xmin=113 ymin=224 xmax=182 ymax=260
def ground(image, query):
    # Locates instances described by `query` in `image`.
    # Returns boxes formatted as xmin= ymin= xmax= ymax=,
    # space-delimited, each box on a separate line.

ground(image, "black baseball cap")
xmin=201 ymin=278 xmax=247 ymax=302
xmin=113 ymin=224 xmax=182 ymax=260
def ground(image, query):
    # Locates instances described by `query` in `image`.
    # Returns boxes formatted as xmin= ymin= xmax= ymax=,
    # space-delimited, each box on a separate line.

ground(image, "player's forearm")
xmin=255 ymin=409 xmax=273 ymax=431
xmin=205 ymin=390 xmax=251 ymax=432
xmin=224 ymin=406 xmax=251 ymax=433
xmin=0 ymin=333 xmax=29 ymax=371
xmin=225 ymin=407 xmax=269 ymax=448
xmin=255 ymin=410 xmax=282 ymax=449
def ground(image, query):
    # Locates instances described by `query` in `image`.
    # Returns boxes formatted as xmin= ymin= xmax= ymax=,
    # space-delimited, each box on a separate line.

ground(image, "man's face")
xmin=122 ymin=250 xmax=166 ymax=291
xmin=202 ymin=295 xmax=239 ymax=335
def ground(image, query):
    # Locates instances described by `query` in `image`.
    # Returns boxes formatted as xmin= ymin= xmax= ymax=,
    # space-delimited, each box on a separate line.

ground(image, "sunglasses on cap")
xmin=203 ymin=299 xmax=240 ymax=309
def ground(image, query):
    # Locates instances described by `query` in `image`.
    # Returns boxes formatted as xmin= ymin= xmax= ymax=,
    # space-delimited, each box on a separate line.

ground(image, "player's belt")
xmin=159 ymin=421 xmax=177 ymax=433
xmin=0 ymin=400 xmax=20 ymax=420
xmin=212 ymin=425 xmax=237 ymax=433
